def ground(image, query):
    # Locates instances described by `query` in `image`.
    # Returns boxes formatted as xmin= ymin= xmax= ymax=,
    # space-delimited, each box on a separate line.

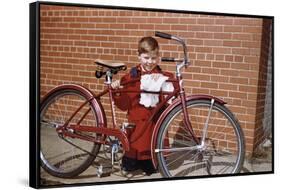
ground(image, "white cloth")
xmin=139 ymin=73 xmax=174 ymax=107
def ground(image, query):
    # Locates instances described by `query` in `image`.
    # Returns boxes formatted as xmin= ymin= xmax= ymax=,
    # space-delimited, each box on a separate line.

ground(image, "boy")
xmin=111 ymin=36 xmax=173 ymax=175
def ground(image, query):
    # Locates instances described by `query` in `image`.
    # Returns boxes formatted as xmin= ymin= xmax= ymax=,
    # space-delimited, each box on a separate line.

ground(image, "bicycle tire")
xmin=156 ymin=99 xmax=245 ymax=177
xmin=40 ymin=88 xmax=101 ymax=178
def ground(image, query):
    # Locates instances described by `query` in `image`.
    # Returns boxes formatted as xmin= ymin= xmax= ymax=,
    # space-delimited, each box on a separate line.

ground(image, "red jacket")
xmin=113 ymin=64 xmax=173 ymax=160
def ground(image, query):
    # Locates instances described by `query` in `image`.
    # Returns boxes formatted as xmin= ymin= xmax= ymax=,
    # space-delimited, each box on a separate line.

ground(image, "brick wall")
xmin=40 ymin=4 xmax=272 ymax=156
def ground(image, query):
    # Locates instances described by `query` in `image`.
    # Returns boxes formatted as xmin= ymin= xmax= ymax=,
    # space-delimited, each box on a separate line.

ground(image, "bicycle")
xmin=40 ymin=31 xmax=245 ymax=178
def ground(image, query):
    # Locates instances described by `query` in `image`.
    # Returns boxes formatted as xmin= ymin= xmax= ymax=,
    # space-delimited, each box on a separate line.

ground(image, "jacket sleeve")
xmin=112 ymin=74 xmax=131 ymax=111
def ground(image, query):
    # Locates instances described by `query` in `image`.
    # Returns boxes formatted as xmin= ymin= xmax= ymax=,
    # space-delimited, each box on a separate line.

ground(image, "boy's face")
xmin=139 ymin=52 xmax=159 ymax=72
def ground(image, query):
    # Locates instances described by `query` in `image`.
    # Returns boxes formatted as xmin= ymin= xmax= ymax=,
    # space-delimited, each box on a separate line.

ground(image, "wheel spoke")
xmin=156 ymin=145 xmax=199 ymax=153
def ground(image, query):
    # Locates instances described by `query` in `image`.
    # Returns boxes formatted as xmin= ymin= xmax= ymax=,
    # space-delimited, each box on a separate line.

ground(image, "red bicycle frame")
xmin=54 ymin=74 xmax=202 ymax=154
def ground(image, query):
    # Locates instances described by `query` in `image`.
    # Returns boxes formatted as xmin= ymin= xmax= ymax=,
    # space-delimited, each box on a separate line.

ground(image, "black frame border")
xmin=30 ymin=1 xmax=41 ymax=189
xmin=29 ymin=1 xmax=274 ymax=189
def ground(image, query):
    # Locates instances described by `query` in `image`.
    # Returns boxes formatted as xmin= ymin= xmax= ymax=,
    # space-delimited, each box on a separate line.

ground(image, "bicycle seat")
xmin=95 ymin=59 xmax=126 ymax=70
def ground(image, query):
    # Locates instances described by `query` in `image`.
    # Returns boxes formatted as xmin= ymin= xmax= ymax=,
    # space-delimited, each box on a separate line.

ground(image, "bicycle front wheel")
xmin=156 ymin=99 xmax=245 ymax=177
xmin=40 ymin=88 xmax=101 ymax=178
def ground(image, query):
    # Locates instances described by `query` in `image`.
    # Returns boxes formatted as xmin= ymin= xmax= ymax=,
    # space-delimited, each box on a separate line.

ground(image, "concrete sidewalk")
xmin=40 ymin=146 xmax=272 ymax=186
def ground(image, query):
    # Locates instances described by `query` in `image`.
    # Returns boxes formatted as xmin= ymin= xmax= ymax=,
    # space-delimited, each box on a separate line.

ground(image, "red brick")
xmin=192 ymin=88 xmax=210 ymax=94
xmin=171 ymin=25 xmax=188 ymax=31
xmin=232 ymin=48 xmax=251 ymax=55
xmin=155 ymin=24 xmax=170 ymax=31
xmin=211 ymin=75 xmax=229 ymax=83
xmin=205 ymin=25 xmax=223 ymax=32
xmin=204 ymin=39 xmax=223 ymax=46
xmin=229 ymin=91 xmax=247 ymax=99
xmin=215 ymin=18 xmax=233 ymax=25
xmin=210 ymin=90 xmax=228 ymax=97
xmin=215 ymin=55 xmax=224 ymax=61
xmin=193 ymin=74 xmax=210 ymax=81
xmin=189 ymin=39 xmax=204 ymax=45
xmin=197 ymin=18 xmax=215 ymax=24
xmin=163 ymin=17 xmax=179 ymax=24
xmin=244 ymin=56 xmax=260 ymax=63
xmin=188 ymin=25 xmax=205 ymax=31
xmin=130 ymin=17 xmax=146 ymax=23
xmin=223 ymin=40 xmax=241 ymax=47
xmin=196 ymin=32 xmax=214 ymax=39
xmin=212 ymin=61 xmax=230 ymax=68
xmin=243 ymin=26 xmax=262 ymax=33
xmin=201 ymin=82 xmax=218 ymax=89
xmin=219 ymin=83 xmax=238 ymax=91
xmin=147 ymin=18 xmax=162 ymax=23
xmin=195 ymin=47 xmax=212 ymax=53
xmin=232 ymin=33 xmax=252 ymax=41
xmin=230 ymin=77 xmax=249 ymax=85
xmin=234 ymin=56 xmax=244 ymax=62
xmin=233 ymin=18 xmax=262 ymax=26
xmin=224 ymin=26 xmax=243 ymax=32
xmin=242 ymin=41 xmax=260 ymax=48
xmin=225 ymin=55 xmax=234 ymax=61
xmin=102 ymin=17 xmax=116 ymax=23
xmin=202 ymin=68 xmax=219 ymax=75
xmin=213 ymin=47 xmax=231 ymax=54
xmin=76 ymin=17 xmax=89 ymax=23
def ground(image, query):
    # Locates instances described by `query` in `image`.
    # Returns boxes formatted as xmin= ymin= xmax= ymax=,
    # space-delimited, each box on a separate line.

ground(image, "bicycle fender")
xmin=150 ymin=94 xmax=226 ymax=168
xmin=41 ymin=84 xmax=107 ymax=128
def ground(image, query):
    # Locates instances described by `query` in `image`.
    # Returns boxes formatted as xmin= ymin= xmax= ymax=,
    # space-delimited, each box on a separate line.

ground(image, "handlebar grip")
xmin=155 ymin=31 xmax=172 ymax=39
xmin=161 ymin=57 xmax=175 ymax=62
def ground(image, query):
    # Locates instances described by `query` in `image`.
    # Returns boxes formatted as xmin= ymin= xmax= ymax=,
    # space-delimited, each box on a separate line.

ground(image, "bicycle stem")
xmin=176 ymin=61 xmax=186 ymax=77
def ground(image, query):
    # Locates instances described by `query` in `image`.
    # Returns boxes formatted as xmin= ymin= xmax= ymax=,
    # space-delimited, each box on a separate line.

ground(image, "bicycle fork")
xmin=200 ymin=98 xmax=215 ymax=149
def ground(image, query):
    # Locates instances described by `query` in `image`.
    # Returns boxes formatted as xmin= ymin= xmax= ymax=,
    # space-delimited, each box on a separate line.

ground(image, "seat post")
xmin=104 ymin=70 xmax=113 ymax=85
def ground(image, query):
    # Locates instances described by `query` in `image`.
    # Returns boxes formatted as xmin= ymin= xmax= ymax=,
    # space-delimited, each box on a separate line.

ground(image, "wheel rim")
xmin=157 ymin=101 xmax=243 ymax=177
xmin=40 ymin=91 xmax=99 ymax=176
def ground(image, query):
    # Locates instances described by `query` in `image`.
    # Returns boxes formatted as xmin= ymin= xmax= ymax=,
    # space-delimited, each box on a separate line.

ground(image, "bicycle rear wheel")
xmin=40 ymin=88 xmax=101 ymax=178
xmin=156 ymin=99 xmax=245 ymax=177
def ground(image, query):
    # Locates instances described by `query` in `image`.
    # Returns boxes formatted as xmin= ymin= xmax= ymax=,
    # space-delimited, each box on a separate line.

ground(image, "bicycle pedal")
xmin=96 ymin=164 xmax=112 ymax=178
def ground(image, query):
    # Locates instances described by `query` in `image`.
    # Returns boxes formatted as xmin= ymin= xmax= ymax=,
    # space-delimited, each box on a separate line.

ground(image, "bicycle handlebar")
xmin=155 ymin=31 xmax=189 ymax=65
xmin=161 ymin=57 xmax=175 ymax=62
xmin=161 ymin=57 xmax=184 ymax=62
xmin=155 ymin=31 xmax=172 ymax=40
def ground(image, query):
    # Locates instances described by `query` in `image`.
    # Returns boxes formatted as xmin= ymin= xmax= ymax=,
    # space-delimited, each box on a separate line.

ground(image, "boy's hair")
xmin=138 ymin=36 xmax=159 ymax=55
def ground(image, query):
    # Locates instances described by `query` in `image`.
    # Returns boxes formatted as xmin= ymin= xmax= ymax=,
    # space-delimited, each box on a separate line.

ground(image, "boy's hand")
xmin=111 ymin=80 xmax=121 ymax=89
